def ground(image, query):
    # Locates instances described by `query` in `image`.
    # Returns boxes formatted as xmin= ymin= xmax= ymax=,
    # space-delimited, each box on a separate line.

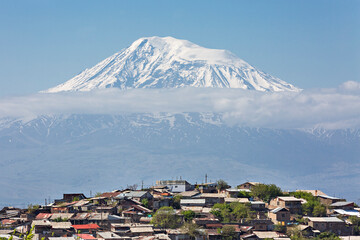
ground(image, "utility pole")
xmin=205 ymin=173 xmax=208 ymax=183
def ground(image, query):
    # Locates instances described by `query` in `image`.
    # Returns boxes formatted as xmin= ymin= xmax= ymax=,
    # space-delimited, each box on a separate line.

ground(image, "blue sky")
xmin=0 ymin=0 xmax=359 ymax=97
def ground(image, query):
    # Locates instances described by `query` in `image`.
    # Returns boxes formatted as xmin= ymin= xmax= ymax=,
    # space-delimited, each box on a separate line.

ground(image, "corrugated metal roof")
xmin=334 ymin=209 xmax=360 ymax=217
xmin=32 ymin=220 xmax=52 ymax=226
xmin=50 ymin=213 xmax=74 ymax=220
xmin=308 ymin=217 xmax=344 ymax=223
xmin=50 ymin=222 xmax=72 ymax=229
xmin=71 ymin=213 xmax=91 ymax=220
xmin=318 ymin=195 xmax=341 ymax=200
xmin=35 ymin=213 xmax=53 ymax=220
xmin=225 ymin=198 xmax=249 ymax=203
xmin=330 ymin=201 xmax=354 ymax=207
xmin=120 ymin=191 xmax=151 ymax=198
xmin=196 ymin=193 xmax=226 ymax=198
xmin=270 ymin=207 xmax=288 ymax=213
xmin=96 ymin=232 xmax=121 ymax=239
xmin=49 ymin=237 xmax=75 ymax=240
xmin=180 ymin=199 xmax=206 ymax=204
xmin=88 ymin=213 xmax=109 ymax=220
xmin=278 ymin=196 xmax=302 ymax=202
xmin=130 ymin=227 xmax=154 ymax=233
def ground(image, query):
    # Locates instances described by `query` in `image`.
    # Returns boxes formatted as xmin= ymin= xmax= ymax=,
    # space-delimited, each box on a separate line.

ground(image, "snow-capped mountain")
xmin=44 ymin=36 xmax=300 ymax=93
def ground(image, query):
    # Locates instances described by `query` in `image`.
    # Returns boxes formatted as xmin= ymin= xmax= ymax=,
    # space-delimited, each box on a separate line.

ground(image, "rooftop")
xmin=308 ymin=217 xmax=344 ymax=223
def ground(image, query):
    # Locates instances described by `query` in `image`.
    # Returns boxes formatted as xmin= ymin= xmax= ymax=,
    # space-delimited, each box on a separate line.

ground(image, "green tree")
xmin=53 ymin=217 xmax=68 ymax=222
xmin=250 ymin=184 xmax=282 ymax=203
xmin=231 ymin=202 xmax=255 ymax=221
xmin=274 ymin=223 xmax=286 ymax=233
xmin=316 ymin=232 xmax=340 ymax=240
xmin=172 ymin=195 xmax=182 ymax=209
xmin=210 ymin=202 xmax=254 ymax=223
xmin=216 ymin=179 xmax=230 ymax=192
xmin=237 ymin=191 xmax=251 ymax=198
xmin=312 ymin=204 xmax=326 ymax=217
xmin=182 ymin=210 xmax=195 ymax=222
xmin=349 ymin=216 xmax=360 ymax=235
xmin=151 ymin=206 xmax=180 ymax=229
xmin=141 ymin=198 xmax=149 ymax=208
xmin=181 ymin=222 xmax=203 ymax=239
xmin=27 ymin=204 xmax=40 ymax=214
xmin=218 ymin=225 xmax=237 ymax=240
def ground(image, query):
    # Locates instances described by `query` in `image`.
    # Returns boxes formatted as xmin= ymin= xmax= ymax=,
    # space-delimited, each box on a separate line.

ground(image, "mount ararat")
xmin=0 ymin=37 xmax=359 ymax=206
xmin=45 ymin=36 xmax=300 ymax=93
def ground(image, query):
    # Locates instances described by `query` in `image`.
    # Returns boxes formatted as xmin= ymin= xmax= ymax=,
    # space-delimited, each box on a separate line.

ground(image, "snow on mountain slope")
xmin=44 ymin=36 xmax=300 ymax=92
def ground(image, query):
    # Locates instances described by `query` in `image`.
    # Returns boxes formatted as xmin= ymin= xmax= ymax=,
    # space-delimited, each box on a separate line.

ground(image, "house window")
xmin=282 ymin=214 xmax=285 ymax=217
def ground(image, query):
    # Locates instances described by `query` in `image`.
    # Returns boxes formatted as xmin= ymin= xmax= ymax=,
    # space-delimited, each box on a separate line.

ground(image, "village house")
xmin=193 ymin=193 xmax=226 ymax=206
xmin=296 ymin=190 xmax=326 ymax=197
xmin=31 ymin=219 xmax=52 ymax=236
xmin=177 ymin=190 xmax=201 ymax=199
xmin=268 ymin=207 xmax=290 ymax=225
xmin=192 ymin=217 xmax=220 ymax=227
xmin=74 ymin=234 xmax=97 ymax=240
xmin=54 ymin=194 xmax=87 ymax=204
xmin=225 ymin=188 xmax=251 ymax=198
xmin=252 ymin=231 xmax=288 ymax=239
xmin=225 ymin=198 xmax=249 ymax=204
xmin=250 ymin=201 xmax=266 ymax=211
xmin=196 ymin=182 xmax=218 ymax=193
xmin=96 ymin=231 xmax=123 ymax=240
xmin=249 ymin=219 xmax=273 ymax=231
xmin=156 ymin=180 xmax=193 ymax=193
xmin=237 ymin=182 xmax=260 ymax=190
xmin=180 ymin=199 xmax=206 ymax=207
xmin=72 ymin=223 xmax=100 ymax=234
xmin=329 ymin=201 xmax=355 ymax=211
xmin=317 ymin=195 xmax=345 ymax=206
xmin=307 ymin=217 xmax=351 ymax=235
xmin=95 ymin=206 xmax=117 ymax=215
xmin=50 ymin=222 xmax=73 ymax=237
xmin=119 ymin=191 xmax=154 ymax=202
xmin=269 ymin=196 xmax=302 ymax=214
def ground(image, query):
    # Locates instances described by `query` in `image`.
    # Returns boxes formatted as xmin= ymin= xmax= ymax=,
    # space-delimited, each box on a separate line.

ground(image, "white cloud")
xmin=1 ymin=82 xmax=360 ymax=129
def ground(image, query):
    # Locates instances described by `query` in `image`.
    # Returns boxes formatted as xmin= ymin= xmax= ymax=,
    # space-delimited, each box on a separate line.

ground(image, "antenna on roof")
xmin=205 ymin=173 xmax=208 ymax=183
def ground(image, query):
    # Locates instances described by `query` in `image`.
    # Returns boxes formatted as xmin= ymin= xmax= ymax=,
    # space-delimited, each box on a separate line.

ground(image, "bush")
xmin=151 ymin=206 xmax=180 ymax=229
xmin=274 ymin=223 xmax=286 ymax=233
xmin=218 ymin=225 xmax=237 ymax=240
xmin=216 ymin=179 xmax=230 ymax=192
xmin=250 ymin=184 xmax=282 ymax=203
xmin=291 ymin=191 xmax=326 ymax=217
xmin=210 ymin=202 xmax=255 ymax=223
xmin=182 ymin=210 xmax=195 ymax=222
xmin=172 ymin=195 xmax=182 ymax=209
xmin=237 ymin=191 xmax=251 ymax=198
xmin=27 ymin=204 xmax=40 ymax=214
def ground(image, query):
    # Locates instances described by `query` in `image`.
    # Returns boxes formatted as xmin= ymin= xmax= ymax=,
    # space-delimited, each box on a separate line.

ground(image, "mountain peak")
xmin=44 ymin=36 xmax=300 ymax=93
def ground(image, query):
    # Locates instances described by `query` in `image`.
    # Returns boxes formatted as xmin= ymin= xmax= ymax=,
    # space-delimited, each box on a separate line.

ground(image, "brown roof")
xmin=99 ymin=192 xmax=121 ymax=198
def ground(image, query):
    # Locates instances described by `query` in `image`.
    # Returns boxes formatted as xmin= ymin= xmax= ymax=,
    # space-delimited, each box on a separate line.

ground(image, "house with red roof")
xmin=75 ymin=233 xmax=97 ymax=240
xmin=72 ymin=224 xmax=100 ymax=234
